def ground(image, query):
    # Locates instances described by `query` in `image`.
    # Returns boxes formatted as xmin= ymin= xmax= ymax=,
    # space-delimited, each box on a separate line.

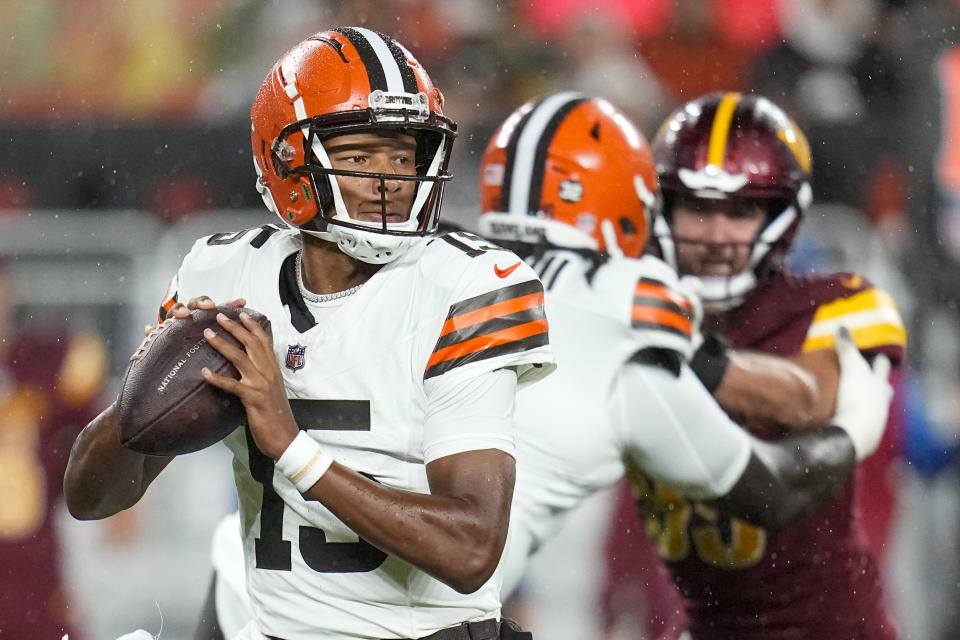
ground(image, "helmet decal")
xmin=677 ymin=167 xmax=750 ymax=193
xmin=558 ymin=180 xmax=583 ymax=203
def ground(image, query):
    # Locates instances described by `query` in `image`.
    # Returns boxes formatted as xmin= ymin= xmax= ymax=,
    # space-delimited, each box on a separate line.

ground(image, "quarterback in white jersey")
xmin=476 ymin=92 xmax=895 ymax=597
xmin=170 ymin=225 xmax=551 ymax=638
xmin=65 ymin=28 xmax=552 ymax=640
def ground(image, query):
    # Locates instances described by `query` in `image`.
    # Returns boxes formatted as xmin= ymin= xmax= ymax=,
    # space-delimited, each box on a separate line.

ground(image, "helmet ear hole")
xmin=271 ymin=153 xmax=289 ymax=178
xmin=619 ymin=217 xmax=637 ymax=236
xmin=310 ymin=173 xmax=334 ymax=215
xmin=763 ymin=197 xmax=791 ymax=221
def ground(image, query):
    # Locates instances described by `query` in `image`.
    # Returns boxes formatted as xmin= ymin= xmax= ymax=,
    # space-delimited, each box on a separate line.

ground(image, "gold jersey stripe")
xmin=707 ymin=92 xmax=741 ymax=167
xmin=806 ymin=306 xmax=905 ymax=339
xmin=809 ymin=288 xmax=900 ymax=323
xmin=803 ymin=322 xmax=908 ymax=352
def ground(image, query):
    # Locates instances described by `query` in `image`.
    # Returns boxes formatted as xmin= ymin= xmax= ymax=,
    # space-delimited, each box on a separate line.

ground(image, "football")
xmin=116 ymin=305 xmax=272 ymax=455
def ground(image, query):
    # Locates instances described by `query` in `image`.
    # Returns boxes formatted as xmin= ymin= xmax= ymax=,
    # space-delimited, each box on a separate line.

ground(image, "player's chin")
xmin=698 ymin=262 xmax=736 ymax=277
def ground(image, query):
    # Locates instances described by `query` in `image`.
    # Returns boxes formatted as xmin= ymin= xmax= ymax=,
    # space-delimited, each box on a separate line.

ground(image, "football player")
xmin=63 ymin=28 xmax=554 ymax=640
xmin=630 ymin=91 xmax=907 ymax=639
xmin=475 ymin=92 xmax=895 ymax=604
xmin=188 ymin=91 xmax=897 ymax=640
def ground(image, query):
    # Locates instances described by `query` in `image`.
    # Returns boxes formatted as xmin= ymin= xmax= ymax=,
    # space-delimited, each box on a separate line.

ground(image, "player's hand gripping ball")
xmin=116 ymin=305 xmax=271 ymax=455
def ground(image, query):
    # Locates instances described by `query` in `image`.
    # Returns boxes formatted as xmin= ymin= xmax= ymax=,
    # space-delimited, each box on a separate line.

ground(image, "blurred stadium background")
xmin=1 ymin=0 xmax=958 ymax=638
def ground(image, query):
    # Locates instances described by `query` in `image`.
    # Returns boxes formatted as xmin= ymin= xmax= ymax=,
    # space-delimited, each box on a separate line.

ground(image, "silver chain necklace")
xmin=295 ymin=251 xmax=364 ymax=303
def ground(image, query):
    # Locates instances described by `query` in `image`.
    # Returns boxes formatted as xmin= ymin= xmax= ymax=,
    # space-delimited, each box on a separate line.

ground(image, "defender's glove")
xmin=830 ymin=326 xmax=893 ymax=461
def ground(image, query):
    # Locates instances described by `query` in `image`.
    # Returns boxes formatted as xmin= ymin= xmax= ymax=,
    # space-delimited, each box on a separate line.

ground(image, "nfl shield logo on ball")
xmin=286 ymin=344 xmax=306 ymax=371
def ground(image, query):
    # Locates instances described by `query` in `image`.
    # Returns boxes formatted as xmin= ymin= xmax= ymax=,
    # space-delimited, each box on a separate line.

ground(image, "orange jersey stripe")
xmin=427 ymin=318 xmax=549 ymax=369
xmin=634 ymin=282 xmax=692 ymax=313
xmin=632 ymin=306 xmax=693 ymax=335
xmin=158 ymin=298 xmax=177 ymax=323
xmin=439 ymin=292 xmax=544 ymax=337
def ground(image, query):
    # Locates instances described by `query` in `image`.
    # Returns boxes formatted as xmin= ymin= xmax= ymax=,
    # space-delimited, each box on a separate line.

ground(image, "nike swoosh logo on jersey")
xmin=494 ymin=261 xmax=522 ymax=278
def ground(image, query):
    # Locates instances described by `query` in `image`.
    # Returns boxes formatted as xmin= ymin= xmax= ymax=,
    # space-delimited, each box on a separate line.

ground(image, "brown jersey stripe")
xmin=158 ymin=295 xmax=178 ymax=324
xmin=439 ymin=291 xmax=544 ymax=339
xmin=434 ymin=307 xmax=546 ymax=353
xmin=445 ymin=280 xmax=544 ymax=320
xmin=633 ymin=294 xmax=692 ymax=320
xmin=633 ymin=277 xmax=692 ymax=335
xmin=631 ymin=305 xmax=693 ymax=335
xmin=433 ymin=280 xmax=545 ymax=353
xmin=631 ymin=321 xmax=692 ymax=340
xmin=634 ymin=279 xmax=692 ymax=313
xmin=429 ymin=317 xmax=549 ymax=368
xmin=424 ymin=320 xmax=550 ymax=379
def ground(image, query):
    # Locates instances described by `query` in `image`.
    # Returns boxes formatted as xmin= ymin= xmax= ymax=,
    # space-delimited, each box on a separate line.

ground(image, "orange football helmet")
xmin=478 ymin=92 xmax=657 ymax=258
xmin=250 ymin=27 xmax=457 ymax=263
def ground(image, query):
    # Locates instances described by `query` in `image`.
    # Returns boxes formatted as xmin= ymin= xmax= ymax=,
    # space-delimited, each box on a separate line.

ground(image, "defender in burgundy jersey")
xmin=0 ymin=262 xmax=107 ymax=639
xmin=634 ymin=91 xmax=907 ymax=639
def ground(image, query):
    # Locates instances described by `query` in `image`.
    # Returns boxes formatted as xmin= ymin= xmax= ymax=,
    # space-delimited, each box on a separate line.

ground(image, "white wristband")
xmin=275 ymin=431 xmax=335 ymax=493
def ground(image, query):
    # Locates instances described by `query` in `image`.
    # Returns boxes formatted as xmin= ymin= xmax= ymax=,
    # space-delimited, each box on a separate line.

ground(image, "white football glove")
xmin=678 ymin=275 xmax=705 ymax=352
xmin=830 ymin=326 xmax=893 ymax=461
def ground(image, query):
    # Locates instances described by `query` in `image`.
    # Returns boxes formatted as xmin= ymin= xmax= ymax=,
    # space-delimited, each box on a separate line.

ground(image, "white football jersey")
xmin=163 ymin=226 xmax=554 ymax=639
xmin=500 ymin=249 xmax=750 ymax=594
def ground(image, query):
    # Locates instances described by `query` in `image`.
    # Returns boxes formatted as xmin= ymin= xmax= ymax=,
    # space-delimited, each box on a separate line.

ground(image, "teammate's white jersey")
xmin=163 ymin=225 xmax=554 ymax=639
xmin=500 ymin=249 xmax=751 ymax=594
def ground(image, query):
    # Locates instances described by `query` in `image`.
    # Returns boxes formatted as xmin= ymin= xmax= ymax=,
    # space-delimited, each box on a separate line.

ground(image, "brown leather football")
xmin=116 ymin=305 xmax=271 ymax=455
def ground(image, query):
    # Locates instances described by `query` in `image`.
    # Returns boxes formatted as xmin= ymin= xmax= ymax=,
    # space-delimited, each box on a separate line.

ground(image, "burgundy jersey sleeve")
xmin=727 ymin=272 xmax=906 ymax=365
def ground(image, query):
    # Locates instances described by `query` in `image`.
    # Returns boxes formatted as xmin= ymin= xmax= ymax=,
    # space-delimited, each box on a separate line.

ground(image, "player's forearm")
xmin=710 ymin=427 xmax=855 ymax=528
xmin=63 ymin=403 xmax=173 ymax=519
xmin=306 ymin=453 xmax=514 ymax=594
xmin=713 ymin=350 xmax=829 ymax=432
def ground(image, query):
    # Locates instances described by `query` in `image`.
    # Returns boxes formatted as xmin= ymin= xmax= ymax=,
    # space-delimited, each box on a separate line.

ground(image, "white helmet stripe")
xmin=285 ymin=92 xmax=351 ymax=221
xmin=508 ymin=91 xmax=583 ymax=217
xmin=654 ymin=214 xmax=677 ymax=268
xmin=353 ymin=27 xmax=406 ymax=92
xmin=309 ymin=135 xmax=350 ymax=220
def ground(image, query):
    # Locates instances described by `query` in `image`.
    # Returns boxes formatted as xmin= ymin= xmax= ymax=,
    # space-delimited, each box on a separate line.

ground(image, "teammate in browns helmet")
xmin=64 ymin=27 xmax=554 ymax=640
xmin=474 ymin=92 xmax=896 ymax=631
xmin=618 ymin=91 xmax=907 ymax=639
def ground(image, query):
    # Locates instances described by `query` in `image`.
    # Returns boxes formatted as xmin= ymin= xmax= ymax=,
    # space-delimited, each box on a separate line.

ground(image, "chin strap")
xmin=328 ymin=225 xmax=416 ymax=264
xmin=695 ymin=271 xmax=757 ymax=313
